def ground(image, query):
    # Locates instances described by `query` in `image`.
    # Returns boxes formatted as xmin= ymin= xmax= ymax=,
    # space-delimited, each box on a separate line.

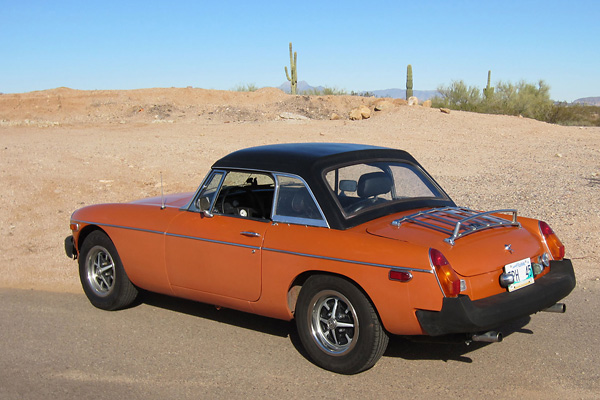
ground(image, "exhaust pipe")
xmin=471 ymin=331 xmax=503 ymax=343
xmin=542 ymin=303 xmax=566 ymax=313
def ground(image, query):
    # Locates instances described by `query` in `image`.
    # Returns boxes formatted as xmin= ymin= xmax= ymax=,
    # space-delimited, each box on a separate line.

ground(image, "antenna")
xmin=160 ymin=172 xmax=166 ymax=210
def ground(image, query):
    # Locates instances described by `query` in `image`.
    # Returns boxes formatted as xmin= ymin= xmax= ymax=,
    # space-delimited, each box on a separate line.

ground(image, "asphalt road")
xmin=1 ymin=282 xmax=599 ymax=400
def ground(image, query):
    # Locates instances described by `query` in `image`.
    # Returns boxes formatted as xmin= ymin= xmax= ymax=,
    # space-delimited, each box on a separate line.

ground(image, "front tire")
xmin=78 ymin=230 xmax=138 ymax=310
xmin=296 ymin=275 xmax=389 ymax=374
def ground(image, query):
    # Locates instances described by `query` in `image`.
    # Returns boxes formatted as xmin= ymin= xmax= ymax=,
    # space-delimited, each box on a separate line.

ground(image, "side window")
xmin=273 ymin=175 xmax=327 ymax=227
xmin=213 ymin=171 xmax=275 ymax=220
xmin=196 ymin=171 xmax=225 ymax=212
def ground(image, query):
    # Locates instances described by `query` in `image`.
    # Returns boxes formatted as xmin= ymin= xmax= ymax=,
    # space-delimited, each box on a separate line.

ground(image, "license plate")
xmin=504 ymin=258 xmax=534 ymax=292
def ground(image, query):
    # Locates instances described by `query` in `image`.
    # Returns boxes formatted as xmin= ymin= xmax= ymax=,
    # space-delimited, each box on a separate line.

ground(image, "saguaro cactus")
xmin=284 ymin=42 xmax=298 ymax=95
xmin=406 ymin=64 xmax=413 ymax=100
xmin=484 ymin=70 xmax=494 ymax=100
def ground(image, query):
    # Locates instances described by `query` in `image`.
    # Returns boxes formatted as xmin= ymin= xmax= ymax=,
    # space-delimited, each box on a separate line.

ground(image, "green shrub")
xmin=232 ymin=83 xmax=260 ymax=92
xmin=431 ymin=80 xmax=483 ymax=112
xmin=301 ymin=87 xmax=347 ymax=96
xmin=433 ymin=79 xmax=554 ymax=121
xmin=548 ymin=103 xmax=600 ymax=126
xmin=232 ymin=83 xmax=259 ymax=92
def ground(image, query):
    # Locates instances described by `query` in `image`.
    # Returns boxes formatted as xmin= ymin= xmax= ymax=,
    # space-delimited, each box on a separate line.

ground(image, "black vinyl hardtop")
xmin=212 ymin=143 xmax=419 ymax=174
xmin=212 ymin=143 xmax=455 ymax=229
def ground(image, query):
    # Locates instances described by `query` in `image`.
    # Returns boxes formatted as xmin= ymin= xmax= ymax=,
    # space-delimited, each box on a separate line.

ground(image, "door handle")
xmin=240 ymin=231 xmax=261 ymax=238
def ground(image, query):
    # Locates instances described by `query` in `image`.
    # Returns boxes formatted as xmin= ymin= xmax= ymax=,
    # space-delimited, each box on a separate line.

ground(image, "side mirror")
xmin=196 ymin=196 xmax=214 ymax=218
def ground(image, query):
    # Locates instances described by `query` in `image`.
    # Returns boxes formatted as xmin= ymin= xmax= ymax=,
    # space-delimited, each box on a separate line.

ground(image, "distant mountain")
xmin=278 ymin=81 xmax=439 ymax=100
xmin=278 ymin=81 xmax=324 ymax=93
xmin=367 ymin=88 xmax=440 ymax=100
xmin=572 ymin=97 xmax=600 ymax=106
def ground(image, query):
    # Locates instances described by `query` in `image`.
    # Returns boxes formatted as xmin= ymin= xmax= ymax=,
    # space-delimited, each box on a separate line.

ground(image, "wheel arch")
xmin=76 ymin=224 xmax=110 ymax=253
xmin=287 ymin=271 xmax=383 ymax=326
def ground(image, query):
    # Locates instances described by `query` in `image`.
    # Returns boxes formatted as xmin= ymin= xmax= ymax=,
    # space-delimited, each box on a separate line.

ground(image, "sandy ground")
xmin=1 ymin=87 xmax=599 ymax=292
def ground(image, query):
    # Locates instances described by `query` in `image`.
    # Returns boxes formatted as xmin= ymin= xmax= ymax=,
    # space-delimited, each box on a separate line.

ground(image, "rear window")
xmin=324 ymin=161 xmax=445 ymax=216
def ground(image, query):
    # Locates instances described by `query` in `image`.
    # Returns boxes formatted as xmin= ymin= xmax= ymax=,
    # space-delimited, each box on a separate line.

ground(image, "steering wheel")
xmin=219 ymin=186 xmax=264 ymax=218
xmin=345 ymin=198 xmax=374 ymax=214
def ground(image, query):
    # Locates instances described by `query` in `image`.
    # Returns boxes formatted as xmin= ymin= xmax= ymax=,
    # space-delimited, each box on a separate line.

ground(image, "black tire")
xmin=78 ymin=230 xmax=138 ymax=311
xmin=295 ymin=275 xmax=389 ymax=374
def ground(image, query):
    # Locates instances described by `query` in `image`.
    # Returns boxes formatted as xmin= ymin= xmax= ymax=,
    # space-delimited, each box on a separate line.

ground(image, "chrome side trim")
xmin=73 ymin=220 xmax=430 ymax=273
xmin=167 ymin=232 xmax=261 ymax=250
xmin=71 ymin=220 xmax=261 ymax=250
xmin=263 ymin=247 xmax=432 ymax=274
xmin=73 ymin=220 xmax=165 ymax=236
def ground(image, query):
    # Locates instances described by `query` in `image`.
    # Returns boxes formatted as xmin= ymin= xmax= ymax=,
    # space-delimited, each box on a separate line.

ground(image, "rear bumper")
xmin=416 ymin=259 xmax=576 ymax=336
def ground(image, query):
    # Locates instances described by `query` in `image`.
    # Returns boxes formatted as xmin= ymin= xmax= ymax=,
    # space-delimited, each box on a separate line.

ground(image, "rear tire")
xmin=295 ymin=275 xmax=389 ymax=374
xmin=78 ymin=230 xmax=138 ymax=310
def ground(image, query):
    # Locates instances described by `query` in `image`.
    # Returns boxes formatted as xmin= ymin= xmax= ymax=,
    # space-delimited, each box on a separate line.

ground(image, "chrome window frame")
xmin=271 ymin=173 xmax=329 ymax=228
xmin=185 ymin=169 xmax=227 ymax=212
xmin=187 ymin=168 xmax=329 ymax=228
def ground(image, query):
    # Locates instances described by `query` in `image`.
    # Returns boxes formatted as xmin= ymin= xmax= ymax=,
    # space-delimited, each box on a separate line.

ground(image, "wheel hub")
xmin=309 ymin=290 xmax=359 ymax=355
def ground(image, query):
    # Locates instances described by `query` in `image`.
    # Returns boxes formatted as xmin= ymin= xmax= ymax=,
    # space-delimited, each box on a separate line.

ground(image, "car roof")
xmin=211 ymin=143 xmax=453 ymax=229
xmin=212 ymin=143 xmax=418 ymax=175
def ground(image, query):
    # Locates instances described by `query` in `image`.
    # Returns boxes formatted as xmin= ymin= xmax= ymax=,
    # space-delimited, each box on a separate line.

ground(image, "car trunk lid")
xmin=366 ymin=207 xmax=543 ymax=277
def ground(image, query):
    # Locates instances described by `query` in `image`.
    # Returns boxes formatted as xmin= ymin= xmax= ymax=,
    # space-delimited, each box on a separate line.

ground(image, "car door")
xmin=164 ymin=170 xmax=274 ymax=301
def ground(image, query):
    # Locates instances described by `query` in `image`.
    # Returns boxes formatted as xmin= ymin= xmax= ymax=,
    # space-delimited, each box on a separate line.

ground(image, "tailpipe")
xmin=471 ymin=331 xmax=503 ymax=343
xmin=542 ymin=303 xmax=566 ymax=313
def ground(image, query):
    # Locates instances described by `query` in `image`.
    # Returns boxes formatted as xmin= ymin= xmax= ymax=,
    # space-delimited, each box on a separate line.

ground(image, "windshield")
xmin=324 ymin=161 xmax=446 ymax=217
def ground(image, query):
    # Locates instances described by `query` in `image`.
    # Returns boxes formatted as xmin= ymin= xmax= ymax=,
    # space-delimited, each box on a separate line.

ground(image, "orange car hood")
xmin=130 ymin=192 xmax=194 ymax=209
xmin=366 ymin=217 xmax=543 ymax=277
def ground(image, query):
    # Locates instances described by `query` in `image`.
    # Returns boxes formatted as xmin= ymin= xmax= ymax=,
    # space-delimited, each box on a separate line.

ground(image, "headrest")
xmin=357 ymin=172 xmax=392 ymax=198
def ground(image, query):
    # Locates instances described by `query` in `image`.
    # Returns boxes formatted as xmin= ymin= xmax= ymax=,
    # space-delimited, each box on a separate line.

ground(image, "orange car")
xmin=65 ymin=143 xmax=576 ymax=374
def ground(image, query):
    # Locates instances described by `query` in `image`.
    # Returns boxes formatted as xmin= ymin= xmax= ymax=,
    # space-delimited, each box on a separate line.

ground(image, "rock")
xmin=359 ymin=105 xmax=371 ymax=119
xmin=330 ymin=113 xmax=341 ymax=120
xmin=393 ymin=99 xmax=408 ymax=106
xmin=349 ymin=108 xmax=363 ymax=120
xmin=349 ymin=105 xmax=371 ymax=120
xmin=279 ymin=112 xmax=309 ymax=120
xmin=422 ymin=100 xmax=432 ymax=108
xmin=408 ymin=96 xmax=419 ymax=106
xmin=440 ymin=108 xmax=451 ymax=114
xmin=374 ymin=100 xmax=394 ymax=111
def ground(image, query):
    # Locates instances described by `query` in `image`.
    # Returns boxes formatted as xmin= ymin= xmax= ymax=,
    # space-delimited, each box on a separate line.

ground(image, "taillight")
xmin=429 ymin=248 xmax=461 ymax=297
xmin=539 ymin=221 xmax=565 ymax=260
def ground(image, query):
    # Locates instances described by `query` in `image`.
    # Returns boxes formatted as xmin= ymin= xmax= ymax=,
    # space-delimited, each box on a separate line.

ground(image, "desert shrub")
xmin=485 ymin=80 xmax=553 ymax=120
xmin=350 ymin=91 xmax=375 ymax=97
xmin=232 ymin=83 xmax=259 ymax=92
xmin=432 ymin=80 xmax=483 ymax=111
xmin=547 ymin=103 xmax=600 ymax=126
xmin=432 ymin=79 xmax=554 ymax=122
xmin=301 ymin=87 xmax=347 ymax=96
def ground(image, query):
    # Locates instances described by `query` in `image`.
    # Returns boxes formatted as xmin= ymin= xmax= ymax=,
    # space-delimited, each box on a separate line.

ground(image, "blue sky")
xmin=1 ymin=1 xmax=598 ymax=101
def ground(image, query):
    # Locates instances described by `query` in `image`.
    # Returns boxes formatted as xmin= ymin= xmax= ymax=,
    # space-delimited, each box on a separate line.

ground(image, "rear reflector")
xmin=389 ymin=270 xmax=413 ymax=282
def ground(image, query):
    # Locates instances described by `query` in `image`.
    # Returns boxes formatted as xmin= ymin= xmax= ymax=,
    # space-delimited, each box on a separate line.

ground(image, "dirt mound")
xmin=0 ymin=87 xmax=392 ymax=126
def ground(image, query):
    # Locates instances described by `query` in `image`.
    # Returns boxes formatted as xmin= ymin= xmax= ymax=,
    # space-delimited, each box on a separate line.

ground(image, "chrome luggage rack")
xmin=391 ymin=207 xmax=520 ymax=245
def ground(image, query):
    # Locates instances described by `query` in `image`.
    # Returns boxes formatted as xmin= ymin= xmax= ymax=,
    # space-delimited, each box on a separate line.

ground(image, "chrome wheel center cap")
xmin=326 ymin=318 xmax=337 ymax=330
